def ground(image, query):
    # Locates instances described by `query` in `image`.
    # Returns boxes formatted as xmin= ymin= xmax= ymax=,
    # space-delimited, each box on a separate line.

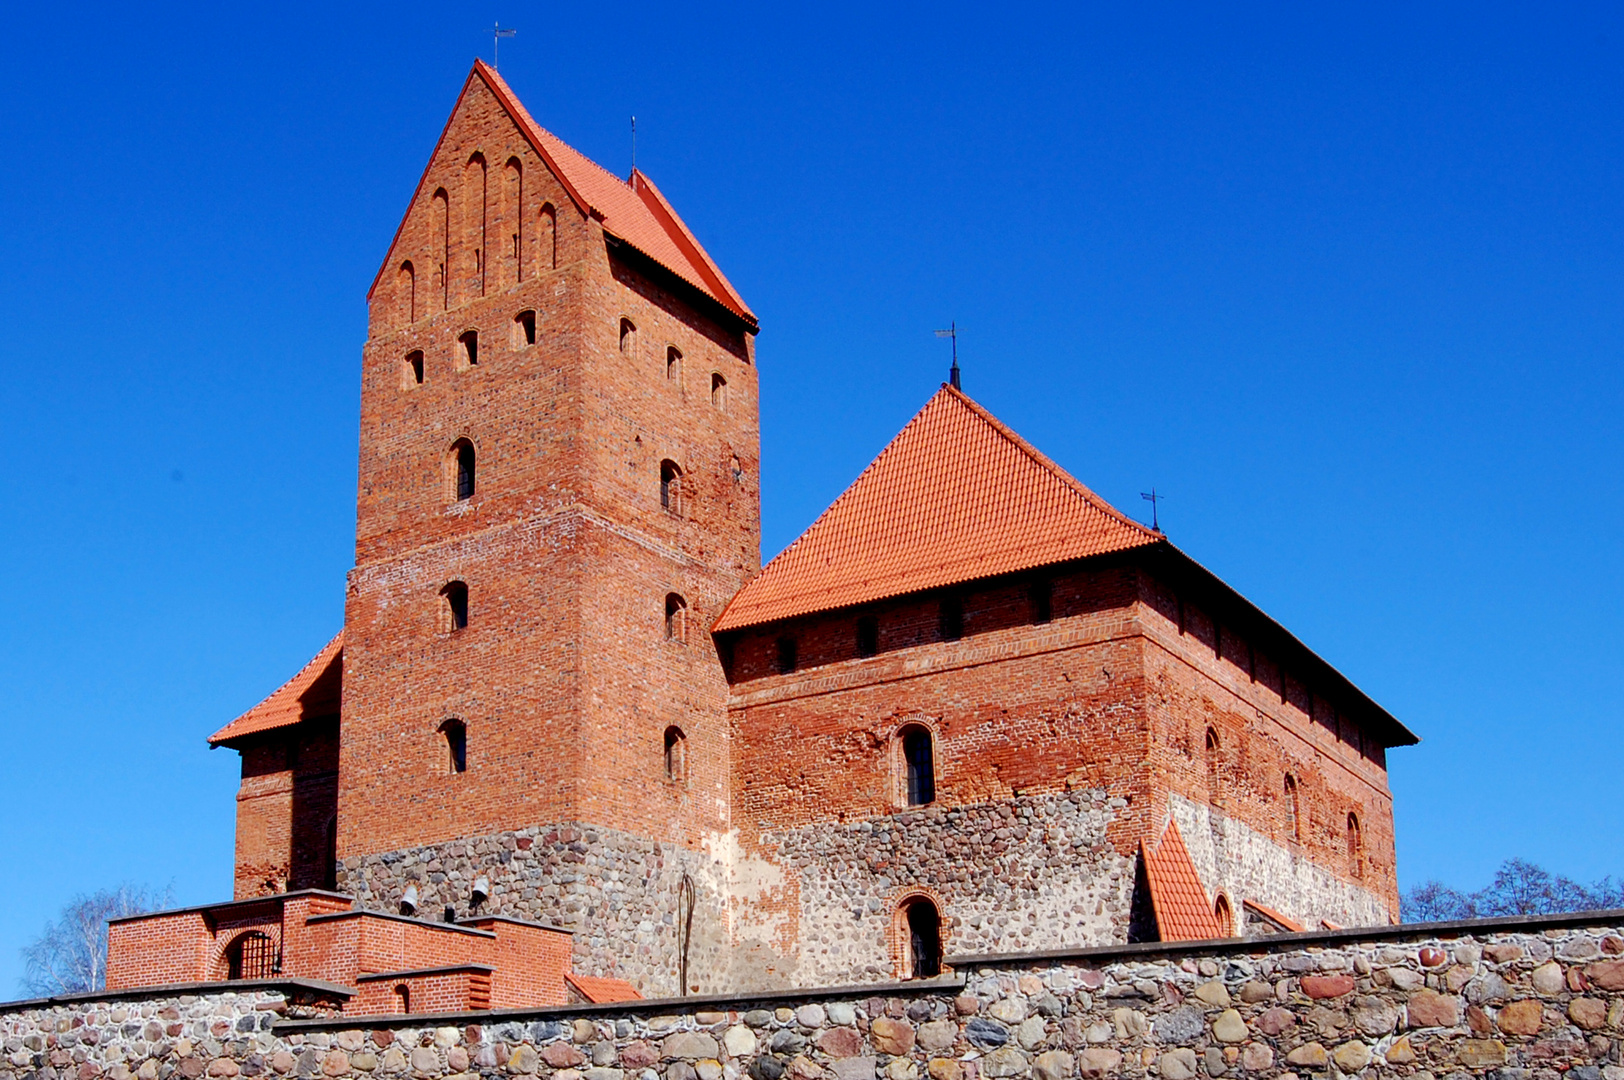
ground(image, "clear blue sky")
xmin=3 ymin=1 xmax=1621 ymax=993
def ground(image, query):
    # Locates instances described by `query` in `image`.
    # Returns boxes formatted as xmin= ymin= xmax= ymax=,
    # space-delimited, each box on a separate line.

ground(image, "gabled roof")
xmin=565 ymin=972 xmax=643 ymax=1003
xmin=1243 ymin=898 xmax=1305 ymax=934
xmin=714 ymin=385 xmax=1160 ymax=632
xmin=1140 ymin=820 xmax=1222 ymax=942
xmin=209 ymin=634 xmax=343 ymax=747
xmin=369 ymin=61 xmax=754 ymax=329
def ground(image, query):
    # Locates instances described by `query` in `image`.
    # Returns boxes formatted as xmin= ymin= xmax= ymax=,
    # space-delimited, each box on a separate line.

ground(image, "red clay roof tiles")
xmin=208 ymin=634 xmax=342 ymax=746
xmin=1141 ymin=820 xmax=1222 ymax=942
xmin=565 ymin=972 xmax=643 ymax=1003
xmin=1242 ymin=898 xmax=1305 ymax=934
xmin=479 ymin=63 xmax=754 ymax=324
xmin=714 ymin=386 xmax=1160 ymax=632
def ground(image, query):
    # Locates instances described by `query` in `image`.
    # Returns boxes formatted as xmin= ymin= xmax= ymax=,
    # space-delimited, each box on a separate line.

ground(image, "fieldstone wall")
xmin=14 ymin=915 xmax=1624 ymax=1080
xmin=336 ymin=823 xmax=730 ymax=997
xmin=1168 ymin=795 xmax=1390 ymax=931
xmin=766 ymin=790 xmax=1132 ymax=986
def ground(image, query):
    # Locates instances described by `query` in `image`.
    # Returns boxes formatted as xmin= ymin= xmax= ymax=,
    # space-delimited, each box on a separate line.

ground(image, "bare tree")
xmin=1402 ymin=858 xmax=1623 ymax=923
xmin=20 ymin=885 xmax=172 ymax=996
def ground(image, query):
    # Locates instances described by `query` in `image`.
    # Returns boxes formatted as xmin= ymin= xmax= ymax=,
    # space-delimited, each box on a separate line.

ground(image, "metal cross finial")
xmin=630 ymin=115 xmax=637 ymax=175
xmin=1140 ymin=488 xmax=1164 ymax=532
xmin=933 ymin=322 xmax=962 ymax=389
xmin=492 ymin=23 xmax=516 ymax=70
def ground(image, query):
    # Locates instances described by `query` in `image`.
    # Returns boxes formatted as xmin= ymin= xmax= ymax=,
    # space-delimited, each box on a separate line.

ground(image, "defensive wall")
xmin=9 ymin=911 xmax=1624 ymax=1080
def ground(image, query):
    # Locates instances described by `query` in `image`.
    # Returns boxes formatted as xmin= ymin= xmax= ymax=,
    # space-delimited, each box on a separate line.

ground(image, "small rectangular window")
xmin=459 ymin=329 xmax=479 ymax=366
xmin=775 ymin=635 xmax=797 ymax=674
xmin=856 ymin=616 xmax=878 ymax=658
xmin=939 ymin=596 xmax=963 ymax=642
xmin=1031 ymin=578 xmax=1052 ymax=624
xmin=514 ymin=310 xmax=536 ymax=347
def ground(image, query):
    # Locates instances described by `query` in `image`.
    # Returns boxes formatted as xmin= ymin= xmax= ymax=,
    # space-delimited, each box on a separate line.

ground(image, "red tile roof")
xmin=714 ymin=386 xmax=1160 ymax=632
xmin=565 ymin=973 xmax=643 ymax=1003
xmin=209 ymin=634 xmax=343 ymax=746
xmin=1242 ymin=898 xmax=1305 ymax=933
xmin=370 ymin=62 xmax=754 ymax=328
xmin=1141 ymin=820 xmax=1222 ymax=942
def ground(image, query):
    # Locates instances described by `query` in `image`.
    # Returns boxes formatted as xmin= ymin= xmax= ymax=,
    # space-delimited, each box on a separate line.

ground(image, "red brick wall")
xmin=106 ymin=913 xmax=212 ymax=989
xmin=462 ymin=918 xmax=572 ymax=1007
xmin=232 ymin=723 xmax=338 ymax=900
xmin=351 ymin=969 xmax=492 ymax=1015
xmin=337 ymin=70 xmax=759 ymax=877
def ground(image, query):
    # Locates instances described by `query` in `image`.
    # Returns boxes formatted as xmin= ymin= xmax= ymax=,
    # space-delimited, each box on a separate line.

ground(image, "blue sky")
xmin=2 ymin=1 xmax=1621 ymax=993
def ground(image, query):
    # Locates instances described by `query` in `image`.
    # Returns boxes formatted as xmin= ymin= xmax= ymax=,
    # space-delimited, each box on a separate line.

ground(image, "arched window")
xmin=224 ymin=931 xmax=276 ymax=980
xmin=620 ymin=317 xmax=636 ymax=355
xmin=775 ymin=635 xmax=797 ymax=674
xmin=1214 ymin=894 xmax=1234 ymax=937
xmin=452 ymin=439 xmax=476 ymax=501
xmin=856 ymin=616 xmax=879 ymax=658
xmin=502 ymin=158 xmax=522 ymax=285
xmin=398 ymin=261 xmax=416 ymax=325
xmin=900 ymin=725 xmax=936 ymax=806
xmin=665 ymin=593 xmax=687 ymax=642
xmin=1347 ymin=812 xmax=1363 ymax=877
xmin=513 ymin=310 xmax=536 ymax=348
xmin=404 ymin=350 xmax=425 ymax=388
xmin=667 ymin=346 xmax=682 ymax=383
xmin=458 ymin=329 xmax=479 ymax=367
xmin=664 ymin=726 xmax=687 ymax=783
xmin=394 ymin=984 xmax=411 ymax=1015
xmin=899 ymin=897 xmax=942 ymax=979
xmin=538 ymin=202 xmax=557 ymax=272
xmin=441 ymin=581 xmax=468 ymax=631
xmin=660 ymin=460 xmax=682 ymax=514
xmin=938 ymin=596 xmax=963 ymax=642
xmin=432 ymin=189 xmax=450 ymax=310
xmin=1204 ymin=727 xmax=1221 ymax=797
xmin=1284 ymin=774 xmax=1301 ymax=843
xmin=440 ymin=719 xmax=467 ymax=774
xmin=710 ymin=372 xmax=727 ymax=410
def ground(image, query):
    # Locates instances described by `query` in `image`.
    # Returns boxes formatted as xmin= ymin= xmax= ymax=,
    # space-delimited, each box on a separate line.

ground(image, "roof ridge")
xmin=942 ymin=385 xmax=1160 ymax=541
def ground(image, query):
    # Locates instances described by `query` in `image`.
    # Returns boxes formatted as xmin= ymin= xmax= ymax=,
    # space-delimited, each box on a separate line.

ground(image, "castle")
xmin=104 ymin=61 xmax=1415 ymax=1013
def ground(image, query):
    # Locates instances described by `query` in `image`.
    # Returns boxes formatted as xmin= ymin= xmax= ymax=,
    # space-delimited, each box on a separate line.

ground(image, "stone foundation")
xmin=335 ymin=823 xmax=731 ymax=997
xmin=1168 ymin=794 xmax=1391 ymax=930
xmin=761 ymin=790 xmax=1132 ymax=987
xmin=9 ymin=914 xmax=1624 ymax=1080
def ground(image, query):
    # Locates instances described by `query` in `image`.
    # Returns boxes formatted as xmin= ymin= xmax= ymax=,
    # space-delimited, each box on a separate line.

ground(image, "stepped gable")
xmin=715 ymin=385 xmax=1160 ymax=631
xmin=369 ymin=61 xmax=754 ymax=327
xmin=209 ymin=633 xmax=342 ymax=746
xmin=1140 ymin=820 xmax=1222 ymax=942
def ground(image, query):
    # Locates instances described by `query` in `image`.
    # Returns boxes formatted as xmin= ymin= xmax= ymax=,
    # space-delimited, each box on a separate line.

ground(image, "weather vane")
xmin=1140 ymin=488 xmax=1164 ymax=531
xmin=493 ymin=23 xmax=516 ymax=70
xmin=933 ymin=322 xmax=962 ymax=389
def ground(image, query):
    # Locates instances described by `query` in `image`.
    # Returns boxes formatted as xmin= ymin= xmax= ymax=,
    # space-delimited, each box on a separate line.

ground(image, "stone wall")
xmin=11 ymin=914 xmax=1624 ymax=1080
xmin=335 ymin=823 xmax=732 ymax=998
xmin=1168 ymin=795 xmax=1389 ymax=931
xmin=763 ymin=791 xmax=1133 ymax=987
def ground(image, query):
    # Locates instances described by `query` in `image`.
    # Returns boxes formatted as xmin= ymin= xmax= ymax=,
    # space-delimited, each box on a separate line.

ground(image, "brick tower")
xmin=334 ymin=61 xmax=758 ymax=992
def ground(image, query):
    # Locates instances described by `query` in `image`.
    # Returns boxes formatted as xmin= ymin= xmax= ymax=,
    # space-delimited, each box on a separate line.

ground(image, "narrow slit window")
xmin=710 ymin=372 xmax=727 ymax=410
xmin=902 ymin=726 xmax=935 ymax=806
xmin=1284 ymin=774 xmax=1300 ymax=842
xmin=394 ymin=985 xmax=410 ymax=1015
xmin=1205 ymin=727 xmax=1221 ymax=797
xmin=440 ymin=719 xmax=467 ymax=774
xmin=775 ymin=635 xmax=797 ymax=674
xmin=620 ymin=317 xmax=636 ymax=355
xmin=660 ymin=460 xmax=682 ymax=514
xmin=856 ymin=616 xmax=878 ymax=658
xmin=1347 ymin=812 xmax=1363 ymax=877
xmin=459 ymin=329 xmax=479 ymax=366
xmin=665 ymin=593 xmax=687 ymax=642
xmin=514 ymin=310 xmax=536 ymax=347
xmin=1214 ymin=895 xmax=1234 ymax=937
xmin=441 ymin=581 xmax=469 ymax=631
xmin=938 ymin=596 xmax=963 ymax=642
xmin=663 ymin=726 xmax=687 ymax=783
xmin=667 ymin=346 xmax=682 ymax=383
xmin=404 ymin=350 xmax=425 ymax=387
xmin=452 ymin=439 xmax=476 ymax=501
